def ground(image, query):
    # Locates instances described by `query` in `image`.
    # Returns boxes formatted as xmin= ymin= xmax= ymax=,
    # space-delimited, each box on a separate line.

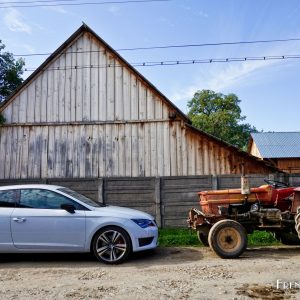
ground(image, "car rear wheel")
xmin=208 ymin=219 xmax=247 ymax=259
xmin=92 ymin=226 xmax=131 ymax=264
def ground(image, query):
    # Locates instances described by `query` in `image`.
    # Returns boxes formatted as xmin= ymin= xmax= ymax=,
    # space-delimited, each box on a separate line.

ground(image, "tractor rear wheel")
xmin=208 ymin=220 xmax=247 ymax=259
xmin=275 ymin=231 xmax=300 ymax=245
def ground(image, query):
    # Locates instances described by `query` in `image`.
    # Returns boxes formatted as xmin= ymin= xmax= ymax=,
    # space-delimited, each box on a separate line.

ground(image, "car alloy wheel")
xmin=93 ymin=226 xmax=131 ymax=264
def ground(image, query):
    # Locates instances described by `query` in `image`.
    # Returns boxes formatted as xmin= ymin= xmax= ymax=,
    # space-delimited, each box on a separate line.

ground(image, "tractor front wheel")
xmin=196 ymin=226 xmax=210 ymax=246
xmin=208 ymin=220 xmax=247 ymax=259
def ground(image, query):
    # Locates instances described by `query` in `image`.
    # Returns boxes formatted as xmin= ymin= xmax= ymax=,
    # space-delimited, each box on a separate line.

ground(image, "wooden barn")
xmin=0 ymin=24 xmax=274 ymax=180
xmin=0 ymin=24 xmax=280 ymax=226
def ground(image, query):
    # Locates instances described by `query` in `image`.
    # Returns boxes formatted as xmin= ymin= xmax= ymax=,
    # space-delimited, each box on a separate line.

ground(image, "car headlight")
xmin=131 ymin=219 xmax=156 ymax=229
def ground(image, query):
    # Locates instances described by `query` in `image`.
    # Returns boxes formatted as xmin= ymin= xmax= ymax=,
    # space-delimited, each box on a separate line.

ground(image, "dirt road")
xmin=0 ymin=246 xmax=299 ymax=300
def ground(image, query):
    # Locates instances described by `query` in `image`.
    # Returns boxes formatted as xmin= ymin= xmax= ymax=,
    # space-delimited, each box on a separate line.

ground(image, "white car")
xmin=0 ymin=184 xmax=158 ymax=264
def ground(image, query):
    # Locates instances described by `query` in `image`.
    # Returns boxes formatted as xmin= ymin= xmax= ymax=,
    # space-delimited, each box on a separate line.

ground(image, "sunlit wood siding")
xmin=276 ymin=159 xmax=300 ymax=174
xmin=0 ymin=27 xmax=273 ymax=179
xmin=2 ymin=33 xmax=175 ymax=124
xmin=249 ymin=140 xmax=262 ymax=159
xmin=0 ymin=122 xmax=271 ymax=179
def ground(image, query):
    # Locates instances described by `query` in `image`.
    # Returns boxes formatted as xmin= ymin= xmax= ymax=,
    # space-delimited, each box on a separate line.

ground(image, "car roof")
xmin=0 ymin=184 xmax=65 ymax=191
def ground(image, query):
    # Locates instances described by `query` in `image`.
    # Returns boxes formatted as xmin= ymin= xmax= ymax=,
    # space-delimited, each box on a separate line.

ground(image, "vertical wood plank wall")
xmin=0 ymin=32 xmax=271 ymax=179
xmin=2 ymin=33 xmax=174 ymax=125
xmin=0 ymin=123 xmax=270 ymax=179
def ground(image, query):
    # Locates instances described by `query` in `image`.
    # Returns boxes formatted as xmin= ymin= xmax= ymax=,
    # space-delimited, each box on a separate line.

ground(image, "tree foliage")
xmin=0 ymin=40 xmax=25 ymax=124
xmin=187 ymin=89 xmax=257 ymax=150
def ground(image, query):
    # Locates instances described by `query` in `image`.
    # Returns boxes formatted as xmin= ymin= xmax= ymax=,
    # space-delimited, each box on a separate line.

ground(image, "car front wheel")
xmin=92 ymin=226 xmax=131 ymax=264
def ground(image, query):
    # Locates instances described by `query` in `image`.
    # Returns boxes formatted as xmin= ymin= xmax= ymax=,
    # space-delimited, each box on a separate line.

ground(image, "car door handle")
xmin=13 ymin=217 xmax=26 ymax=223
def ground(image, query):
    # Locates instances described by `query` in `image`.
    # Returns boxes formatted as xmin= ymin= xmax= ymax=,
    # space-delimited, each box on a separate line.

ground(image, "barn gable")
xmin=0 ymin=24 xmax=275 ymax=179
xmin=0 ymin=24 xmax=187 ymax=124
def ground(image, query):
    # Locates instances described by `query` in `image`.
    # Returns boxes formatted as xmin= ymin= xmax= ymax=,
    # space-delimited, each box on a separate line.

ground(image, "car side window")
xmin=19 ymin=189 xmax=87 ymax=210
xmin=0 ymin=190 xmax=19 ymax=208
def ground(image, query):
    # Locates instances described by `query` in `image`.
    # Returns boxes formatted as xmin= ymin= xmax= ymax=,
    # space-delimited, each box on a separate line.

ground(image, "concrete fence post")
xmin=98 ymin=177 xmax=104 ymax=204
xmin=212 ymin=175 xmax=219 ymax=190
xmin=155 ymin=177 xmax=162 ymax=228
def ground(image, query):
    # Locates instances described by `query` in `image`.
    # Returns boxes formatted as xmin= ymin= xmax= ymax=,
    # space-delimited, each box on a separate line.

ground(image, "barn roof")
xmin=249 ymin=132 xmax=300 ymax=158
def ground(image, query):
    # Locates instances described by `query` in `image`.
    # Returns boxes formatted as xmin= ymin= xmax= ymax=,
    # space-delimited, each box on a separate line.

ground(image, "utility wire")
xmin=0 ymin=0 xmax=86 ymax=3
xmin=0 ymin=0 xmax=171 ymax=8
xmin=12 ymin=38 xmax=300 ymax=57
xmin=22 ymin=54 xmax=300 ymax=72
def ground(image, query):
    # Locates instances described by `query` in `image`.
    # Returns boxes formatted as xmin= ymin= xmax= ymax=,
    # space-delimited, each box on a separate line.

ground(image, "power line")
xmin=22 ymin=54 xmax=300 ymax=72
xmin=0 ymin=0 xmax=85 ymax=3
xmin=13 ymin=38 xmax=300 ymax=57
xmin=0 ymin=0 xmax=171 ymax=8
xmin=117 ymin=38 xmax=300 ymax=51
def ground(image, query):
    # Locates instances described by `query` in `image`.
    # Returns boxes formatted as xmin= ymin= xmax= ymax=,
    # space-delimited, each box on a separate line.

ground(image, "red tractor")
xmin=188 ymin=178 xmax=300 ymax=258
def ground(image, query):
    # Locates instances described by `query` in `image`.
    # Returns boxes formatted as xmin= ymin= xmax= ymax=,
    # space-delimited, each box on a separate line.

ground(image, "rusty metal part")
xmin=216 ymin=227 xmax=242 ymax=253
xmin=187 ymin=207 xmax=224 ymax=229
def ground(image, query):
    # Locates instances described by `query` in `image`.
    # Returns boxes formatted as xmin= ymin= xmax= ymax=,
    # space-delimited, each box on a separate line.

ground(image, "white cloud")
xmin=181 ymin=5 xmax=208 ymax=18
xmin=4 ymin=8 xmax=32 ymax=33
xmin=107 ymin=5 xmax=120 ymax=15
xmin=202 ymin=59 xmax=277 ymax=91
xmin=158 ymin=17 xmax=175 ymax=28
xmin=22 ymin=44 xmax=35 ymax=54
xmin=195 ymin=11 xmax=208 ymax=18
xmin=46 ymin=6 xmax=68 ymax=14
xmin=171 ymin=40 xmax=300 ymax=104
xmin=171 ymin=61 xmax=270 ymax=103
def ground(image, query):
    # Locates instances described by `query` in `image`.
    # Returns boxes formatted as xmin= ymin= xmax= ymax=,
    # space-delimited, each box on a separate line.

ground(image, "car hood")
xmin=92 ymin=205 xmax=154 ymax=220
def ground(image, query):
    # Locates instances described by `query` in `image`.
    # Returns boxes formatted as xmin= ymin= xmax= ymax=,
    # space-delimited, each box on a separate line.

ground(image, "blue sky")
xmin=1 ymin=0 xmax=300 ymax=132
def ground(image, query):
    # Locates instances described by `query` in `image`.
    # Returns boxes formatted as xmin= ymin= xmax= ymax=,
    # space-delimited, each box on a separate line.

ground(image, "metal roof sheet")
xmin=251 ymin=132 xmax=300 ymax=158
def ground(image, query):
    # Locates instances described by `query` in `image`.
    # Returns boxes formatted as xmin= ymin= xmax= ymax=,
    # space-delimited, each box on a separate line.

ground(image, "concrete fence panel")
xmin=1 ymin=173 xmax=300 ymax=228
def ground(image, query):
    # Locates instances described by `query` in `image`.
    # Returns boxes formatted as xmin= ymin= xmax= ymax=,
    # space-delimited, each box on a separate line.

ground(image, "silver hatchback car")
xmin=0 ymin=184 xmax=158 ymax=264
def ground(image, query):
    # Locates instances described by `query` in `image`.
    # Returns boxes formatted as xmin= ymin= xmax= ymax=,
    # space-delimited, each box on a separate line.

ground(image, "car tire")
xmin=92 ymin=226 xmax=132 ymax=264
xmin=208 ymin=219 xmax=247 ymax=259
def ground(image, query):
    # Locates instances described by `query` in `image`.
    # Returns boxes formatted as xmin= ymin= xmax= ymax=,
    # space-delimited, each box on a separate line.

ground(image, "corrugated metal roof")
xmin=251 ymin=132 xmax=300 ymax=158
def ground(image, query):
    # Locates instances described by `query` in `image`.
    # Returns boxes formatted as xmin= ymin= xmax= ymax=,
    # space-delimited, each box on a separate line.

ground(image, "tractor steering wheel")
xmin=264 ymin=179 xmax=289 ymax=188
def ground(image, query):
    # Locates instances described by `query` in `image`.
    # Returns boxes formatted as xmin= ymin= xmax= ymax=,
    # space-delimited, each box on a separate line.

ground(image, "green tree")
xmin=0 ymin=40 xmax=25 ymax=124
xmin=187 ymin=89 xmax=257 ymax=150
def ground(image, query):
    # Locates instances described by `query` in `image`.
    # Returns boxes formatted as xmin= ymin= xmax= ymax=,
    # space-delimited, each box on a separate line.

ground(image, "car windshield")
xmin=58 ymin=188 xmax=105 ymax=207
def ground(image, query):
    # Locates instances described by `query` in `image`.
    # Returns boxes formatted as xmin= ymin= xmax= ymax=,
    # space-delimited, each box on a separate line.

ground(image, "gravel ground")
xmin=0 ymin=246 xmax=300 ymax=300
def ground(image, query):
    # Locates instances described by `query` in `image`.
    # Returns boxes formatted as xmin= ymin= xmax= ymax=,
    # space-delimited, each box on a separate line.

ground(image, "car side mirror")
xmin=61 ymin=203 xmax=76 ymax=214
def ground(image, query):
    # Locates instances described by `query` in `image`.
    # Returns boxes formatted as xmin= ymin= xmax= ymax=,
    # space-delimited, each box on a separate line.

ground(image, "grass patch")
xmin=158 ymin=228 xmax=280 ymax=247
xmin=247 ymin=230 xmax=280 ymax=247
xmin=158 ymin=228 xmax=199 ymax=247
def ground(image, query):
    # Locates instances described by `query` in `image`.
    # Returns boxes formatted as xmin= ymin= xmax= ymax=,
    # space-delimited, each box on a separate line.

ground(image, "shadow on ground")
xmin=1 ymin=246 xmax=298 ymax=268
xmin=242 ymin=246 xmax=300 ymax=260
xmin=127 ymin=247 xmax=203 ymax=267
xmin=0 ymin=247 xmax=203 ymax=268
